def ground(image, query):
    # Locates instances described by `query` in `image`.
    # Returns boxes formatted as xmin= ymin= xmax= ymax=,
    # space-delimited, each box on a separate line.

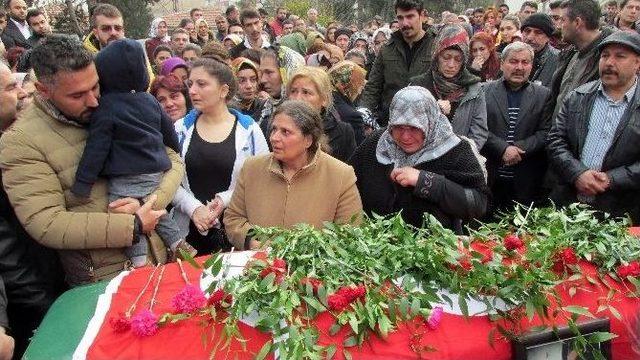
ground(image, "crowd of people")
xmin=0 ymin=0 xmax=639 ymax=357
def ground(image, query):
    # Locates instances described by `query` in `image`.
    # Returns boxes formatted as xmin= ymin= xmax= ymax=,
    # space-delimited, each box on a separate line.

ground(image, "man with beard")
xmin=214 ymin=15 xmax=229 ymax=41
xmin=83 ymin=3 xmax=124 ymax=53
xmin=482 ymin=42 xmax=551 ymax=216
xmin=547 ymin=31 xmax=640 ymax=223
xmin=0 ymin=35 xmax=183 ymax=286
xmin=26 ymin=8 xmax=52 ymax=47
xmin=521 ymin=13 xmax=558 ymax=87
xmin=230 ymin=8 xmax=271 ymax=59
xmin=1 ymin=0 xmax=30 ymax=49
xmin=360 ymin=0 xmax=436 ymax=125
xmin=270 ymin=7 xmax=287 ymax=37
xmin=548 ymin=0 xmax=569 ymax=50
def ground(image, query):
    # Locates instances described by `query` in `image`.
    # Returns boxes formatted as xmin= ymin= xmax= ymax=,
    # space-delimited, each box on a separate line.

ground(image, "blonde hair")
xmin=287 ymin=66 xmax=334 ymax=110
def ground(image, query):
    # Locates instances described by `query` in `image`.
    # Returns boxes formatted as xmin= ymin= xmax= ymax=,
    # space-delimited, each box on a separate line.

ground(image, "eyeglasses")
xmin=99 ymin=25 xmax=123 ymax=32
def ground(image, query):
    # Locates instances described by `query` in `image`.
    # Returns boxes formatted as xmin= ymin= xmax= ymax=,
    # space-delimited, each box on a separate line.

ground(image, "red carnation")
xmin=553 ymin=248 xmax=579 ymax=272
xmin=327 ymin=294 xmax=350 ymax=311
xmin=109 ymin=312 xmax=131 ymax=333
xmin=208 ymin=289 xmax=233 ymax=307
xmin=617 ymin=261 xmax=640 ymax=278
xmin=504 ymin=234 xmax=524 ymax=251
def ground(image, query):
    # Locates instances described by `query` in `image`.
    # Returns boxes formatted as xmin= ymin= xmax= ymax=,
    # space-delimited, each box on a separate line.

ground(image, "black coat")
xmin=324 ymin=107 xmax=357 ymax=163
xmin=332 ymin=91 xmax=365 ymax=145
xmin=0 ymin=18 xmax=31 ymax=49
xmin=482 ymin=80 xmax=551 ymax=204
xmin=350 ymin=129 xmax=488 ymax=232
xmin=547 ymin=79 xmax=640 ymax=223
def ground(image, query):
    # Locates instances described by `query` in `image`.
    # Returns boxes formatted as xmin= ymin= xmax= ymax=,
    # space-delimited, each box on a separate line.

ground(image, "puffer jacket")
xmin=0 ymin=100 xmax=184 ymax=286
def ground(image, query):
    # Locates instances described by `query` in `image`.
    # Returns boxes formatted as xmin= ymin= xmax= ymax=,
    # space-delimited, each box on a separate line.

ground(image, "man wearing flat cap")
xmin=547 ymin=31 xmax=640 ymax=223
xmin=521 ymin=13 xmax=559 ymax=87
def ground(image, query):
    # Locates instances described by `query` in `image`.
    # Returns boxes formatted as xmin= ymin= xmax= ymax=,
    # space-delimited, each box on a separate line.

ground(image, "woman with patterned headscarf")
xmin=410 ymin=24 xmax=488 ymax=149
xmin=145 ymin=18 xmax=170 ymax=63
xmin=229 ymin=57 xmax=266 ymax=121
xmin=350 ymin=86 xmax=488 ymax=232
xmin=328 ymin=60 xmax=367 ymax=144
xmin=257 ymin=45 xmax=306 ymax=134
xmin=195 ymin=18 xmax=215 ymax=47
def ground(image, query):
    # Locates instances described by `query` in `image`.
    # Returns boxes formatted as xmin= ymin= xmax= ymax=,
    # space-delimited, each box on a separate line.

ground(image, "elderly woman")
xmin=195 ymin=18 xmax=215 ymax=47
xmin=287 ymin=66 xmax=357 ymax=162
xmin=145 ymin=18 xmax=170 ymax=63
xmin=328 ymin=60 xmax=367 ymax=144
xmin=411 ymin=25 xmax=488 ymax=149
xmin=150 ymin=74 xmax=193 ymax=122
xmin=371 ymin=27 xmax=392 ymax=57
xmin=469 ymin=32 xmax=501 ymax=81
xmin=173 ymin=58 xmax=269 ymax=254
xmin=223 ymin=34 xmax=243 ymax=51
xmin=229 ymin=57 xmax=266 ymax=121
xmin=350 ymin=86 xmax=488 ymax=232
xmin=224 ymin=100 xmax=363 ymax=250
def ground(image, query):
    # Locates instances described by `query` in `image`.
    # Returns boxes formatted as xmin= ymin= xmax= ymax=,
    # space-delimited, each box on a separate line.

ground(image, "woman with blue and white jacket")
xmin=173 ymin=58 xmax=268 ymax=254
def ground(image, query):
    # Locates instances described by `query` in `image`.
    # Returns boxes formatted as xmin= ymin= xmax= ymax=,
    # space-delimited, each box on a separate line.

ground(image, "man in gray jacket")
xmin=521 ymin=13 xmax=559 ymax=87
xmin=547 ymin=31 xmax=640 ymax=223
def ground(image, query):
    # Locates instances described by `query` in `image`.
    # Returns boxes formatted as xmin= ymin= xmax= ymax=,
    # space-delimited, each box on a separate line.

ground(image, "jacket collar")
xmin=34 ymin=94 xmax=85 ymax=128
xmin=267 ymin=149 xmax=320 ymax=181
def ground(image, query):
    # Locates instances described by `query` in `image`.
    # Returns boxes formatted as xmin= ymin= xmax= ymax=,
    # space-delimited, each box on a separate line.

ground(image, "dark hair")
xmin=26 ymin=8 xmax=45 ymax=26
xmin=240 ymin=48 xmax=262 ymax=64
xmin=191 ymin=58 xmax=237 ymax=101
xmin=561 ymin=0 xmax=600 ymax=30
xmin=499 ymin=4 xmax=510 ymax=10
xmin=521 ymin=1 xmax=539 ymax=10
xmin=605 ymin=0 xmax=618 ymax=6
xmin=178 ymin=18 xmax=193 ymax=28
xmin=282 ymin=19 xmax=293 ymax=26
xmin=3 ymin=0 xmax=17 ymax=9
xmin=473 ymin=7 xmax=485 ymax=14
xmin=240 ymin=8 xmax=260 ymax=26
xmin=153 ymin=45 xmax=173 ymax=59
xmin=0 ymin=8 xmax=6 ymax=19
xmin=272 ymin=100 xmax=327 ymax=154
xmin=258 ymin=8 xmax=269 ymax=17
xmin=620 ymin=0 xmax=638 ymax=8
xmin=31 ymin=34 xmax=94 ymax=84
xmin=225 ymin=5 xmax=238 ymax=16
xmin=390 ymin=20 xmax=399 ymax=25
xmin=189 ymin=8 xmax=202 ymax=17
xmin=150 ymin=74 xmax=193 ymax=113
xmin=549 ymin=0 xmax=564 ymax=9
xmin=90 ymin=3 xmax=122 ymax=29
xmin=181 ymin=43 xmax=202 ymax=57
xmin=394 ymin=0 xmax=424 ymax=13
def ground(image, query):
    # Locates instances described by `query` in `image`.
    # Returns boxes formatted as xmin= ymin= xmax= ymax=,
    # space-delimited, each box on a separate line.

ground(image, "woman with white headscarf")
xmin=350 ymin=86 xmax=488 ymax=233
xmin=145 ymin=18 xmax=170 ymax=63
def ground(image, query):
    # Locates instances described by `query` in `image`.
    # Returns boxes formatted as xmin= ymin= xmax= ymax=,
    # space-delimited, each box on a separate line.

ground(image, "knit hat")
xmin=521 ymin=13 xmax=555 ymax=37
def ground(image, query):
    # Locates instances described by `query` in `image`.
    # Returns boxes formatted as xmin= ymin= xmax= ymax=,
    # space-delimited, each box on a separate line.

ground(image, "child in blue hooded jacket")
xmin=71 ymin=39 xmax=195 ymax=267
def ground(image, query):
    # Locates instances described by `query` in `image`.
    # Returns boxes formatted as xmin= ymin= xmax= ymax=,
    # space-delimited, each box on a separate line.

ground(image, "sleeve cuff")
xmin=71 ymin=181 xmax=92 ymax=197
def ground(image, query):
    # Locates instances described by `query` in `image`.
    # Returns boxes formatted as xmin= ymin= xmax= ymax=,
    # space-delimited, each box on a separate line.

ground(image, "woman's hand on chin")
xmin=390 ymin=167 xmax=420 ymax=187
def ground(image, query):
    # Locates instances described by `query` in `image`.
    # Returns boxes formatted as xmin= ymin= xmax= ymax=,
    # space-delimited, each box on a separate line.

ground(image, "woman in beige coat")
xmin=224 ymin=100 xmax=362 ymax=250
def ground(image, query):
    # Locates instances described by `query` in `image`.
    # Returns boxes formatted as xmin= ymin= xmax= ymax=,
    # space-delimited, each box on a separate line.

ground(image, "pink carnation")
xmin=131 ymin=310 xmax=159 ymax=337
xmin=427 ymin=306 xmax=443 ymax=330
xmin=109 ymin=312 xmax=131 ymax=333
xmin=172 ymin=284 xmax=207 ymax=313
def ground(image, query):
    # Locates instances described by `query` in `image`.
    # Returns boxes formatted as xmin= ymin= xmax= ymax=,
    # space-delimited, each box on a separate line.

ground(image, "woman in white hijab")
xmin=350 ymin=86 xmax=488 ymax=233
xmin=145 ymin=18 xmax=170 ymax=63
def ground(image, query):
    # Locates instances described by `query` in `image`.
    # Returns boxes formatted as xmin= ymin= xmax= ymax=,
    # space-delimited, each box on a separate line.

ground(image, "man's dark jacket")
xmin=530 ymin=44 xmax=559 ymax=88
xmin=359 ymin=27 xmax=436 ymax=126
xmin=546 ymin=79 xmax=640 ymax=223
xmin=0 ymin=19 xmax=31 ymax=49
xmin=482 ymin=79 xmax=551 ymax=204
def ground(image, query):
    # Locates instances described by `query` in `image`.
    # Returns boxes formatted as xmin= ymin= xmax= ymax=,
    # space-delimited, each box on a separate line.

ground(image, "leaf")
xmin=569 ymin=287 xmax=577 ymax=298
xmin=343 ymin=336 xmax=357 ymax=347
xmin=458 ymin=295 xmax=469 ymax=317
xmin=410 ymin=298 xmax=420 ymax=316
xmin=179 ymin=251 xmax=200 ymax=269
xmin=343 ymin=349 xmax=353 ymax=360
xmin=317 ymin=284 xmax=328 ymax=307
xmin=259 ymin=272 xmax=276 ymax=289
xmin=348 ymin=312 xmax=359 ymax=334
xmin=608 ymin=305 xmax=622 ymax=321
xmin=325 ymin=344 xmax=337 ymax=359
xmin=562 ymin=305 xmax=595 ymax=319
xmin=302 ymin=296 xmax=325 ymax=312
xmin=255 ymin=341 xmax=272 ymax=360
xmin=525 ymin=300 xmax=535 ymax=321
xmin=587 ymin=332 xmax=618 ymax=344
xmin=329 ymin=323 xmax=342 ymax=336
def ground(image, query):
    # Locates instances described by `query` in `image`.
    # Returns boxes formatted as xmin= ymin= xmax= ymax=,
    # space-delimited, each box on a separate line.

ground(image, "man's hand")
xmin=191 ymin=205 xmax=215 ymax=233
xmin=575 ymin=170 xmax=610 ymax=196
xmin=502 ymin=146 xmax=525 ymax=166
xmin=390 ymin=167 xmax=420 ymax=187
xmin=135 ymin=195 xmax=166 ymax=234
xmin=437 ymin=100 xmax=451 ymax=115
xmin=108 ymin=197 xmax=141 ymax=214
xmin=0 ymin=328 xmax=14 ymax=360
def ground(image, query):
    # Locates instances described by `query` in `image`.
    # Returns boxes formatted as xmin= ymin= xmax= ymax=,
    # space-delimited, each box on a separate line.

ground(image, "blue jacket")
xmin=72 ymin=39 xmax=180 ymax=197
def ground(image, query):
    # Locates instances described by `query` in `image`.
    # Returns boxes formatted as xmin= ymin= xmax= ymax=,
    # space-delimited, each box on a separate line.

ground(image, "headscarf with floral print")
xmin=328 ymin=60 xmax=367 ymax=103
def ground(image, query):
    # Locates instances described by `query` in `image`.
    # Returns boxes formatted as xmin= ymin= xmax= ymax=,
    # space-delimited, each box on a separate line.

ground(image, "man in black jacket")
xmin=547 ymin=32 xmax=640 ymax=223
xmin=359 ymin=0 xmax=436 ymax=126
xmin=482 ymin=42 xmax=551 ymax=215
xmin=0 ymin=0 xmax=30 ymax=49
xmin=0 ymin=61 xmax=63 ymax=358
xmin=230 ymin=8 xmax=271 ymax=59
xmin=521 ymin=13 xmax=559 ymax=88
